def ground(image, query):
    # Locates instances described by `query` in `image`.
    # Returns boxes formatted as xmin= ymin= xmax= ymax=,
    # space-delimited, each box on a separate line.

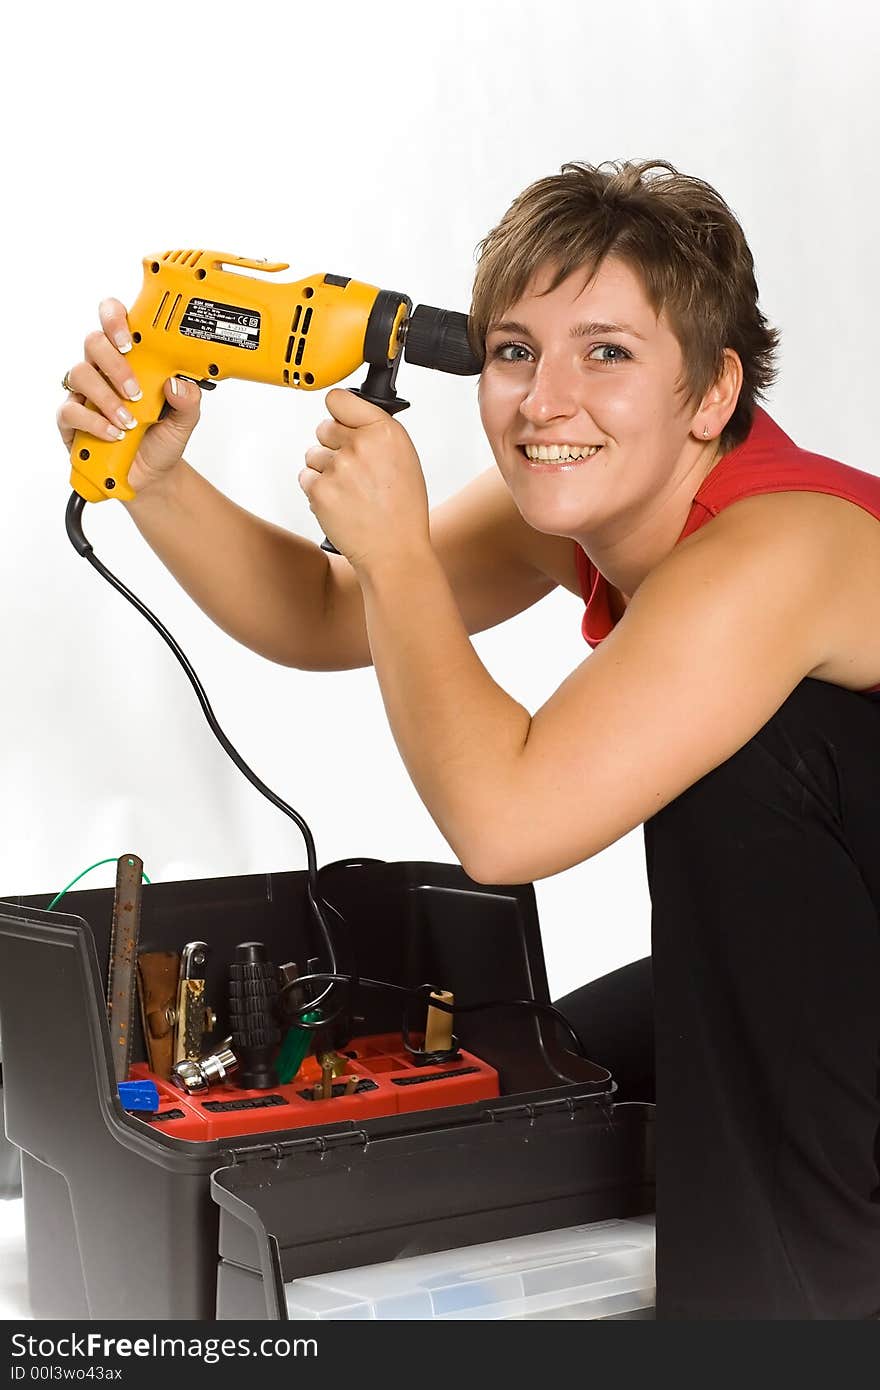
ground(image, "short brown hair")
xmin=469 ymin=159 xmax=780 ymax=451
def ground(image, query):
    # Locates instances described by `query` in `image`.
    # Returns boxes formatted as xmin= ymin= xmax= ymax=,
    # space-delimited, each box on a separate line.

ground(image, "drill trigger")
xmin=176 ymin=375 xmax=218 ymax=391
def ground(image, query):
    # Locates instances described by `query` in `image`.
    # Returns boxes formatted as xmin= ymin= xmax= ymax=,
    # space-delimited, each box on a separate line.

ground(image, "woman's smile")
xmin=518 ymin=443 xmax=604 ymax=472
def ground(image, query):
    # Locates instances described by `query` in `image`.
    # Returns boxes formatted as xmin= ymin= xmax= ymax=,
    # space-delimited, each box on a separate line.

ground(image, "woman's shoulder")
xmin=689 ymin=486 xmax=880 ymax=569
xmin=686 ymin=488 xmax=880 ymax=692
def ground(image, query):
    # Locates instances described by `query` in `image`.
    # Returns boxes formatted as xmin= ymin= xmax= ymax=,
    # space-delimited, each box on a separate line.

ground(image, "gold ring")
xmin=62 ymin=370 xmax=74 ymax=393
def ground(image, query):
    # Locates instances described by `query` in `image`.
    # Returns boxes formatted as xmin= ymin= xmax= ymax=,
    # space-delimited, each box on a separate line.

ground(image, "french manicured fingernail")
xmin=114 ymin=332 xmax=132 ymax=353
xmin=169 ymin=377 xmax=178 ymax=395
xmin=124 ymin=379 xmax=142 ymax=401
xmin=116 ymin=407 xmax=138 ymax=430
xmin=108 ymin=424 xmax=126 ymax=440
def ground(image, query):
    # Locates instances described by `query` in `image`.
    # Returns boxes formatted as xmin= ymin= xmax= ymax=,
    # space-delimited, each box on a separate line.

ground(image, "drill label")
xmin=180 ymin=298 xmax=261 ymax=350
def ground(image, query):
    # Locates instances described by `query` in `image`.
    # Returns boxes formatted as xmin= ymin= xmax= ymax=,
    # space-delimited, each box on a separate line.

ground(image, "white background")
xmin=2 ymin=0 xmax=877 ymax=1001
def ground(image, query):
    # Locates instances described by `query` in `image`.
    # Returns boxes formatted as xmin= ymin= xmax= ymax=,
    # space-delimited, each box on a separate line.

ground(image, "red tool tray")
xmin=130 ymin=1032 xmax=499 ymax=1141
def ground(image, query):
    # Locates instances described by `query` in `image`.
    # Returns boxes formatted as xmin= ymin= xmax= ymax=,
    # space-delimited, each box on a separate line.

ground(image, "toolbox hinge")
xmin=485 ymin=1092 xmax=611 ymax=1123
xmin=227 ymin=1127 xmax=371 ymax=1164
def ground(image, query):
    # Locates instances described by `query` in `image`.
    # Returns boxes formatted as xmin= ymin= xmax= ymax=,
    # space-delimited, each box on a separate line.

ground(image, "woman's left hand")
xmin=299 ymin=388 xmax=431 ymax=573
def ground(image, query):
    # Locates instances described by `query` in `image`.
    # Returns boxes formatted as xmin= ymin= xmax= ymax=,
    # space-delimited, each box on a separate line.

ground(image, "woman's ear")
xmin=694 ymin=349 xmax=743 ymax=442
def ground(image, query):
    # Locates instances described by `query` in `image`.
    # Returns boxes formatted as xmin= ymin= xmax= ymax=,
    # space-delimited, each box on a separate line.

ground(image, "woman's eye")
xmin=489 ymin=341 xmax=631 ymax=366
xmin=491 ymin=341 xmax=533 ymax=362
xmin=588 ymin=343 xmax=631 ymax=365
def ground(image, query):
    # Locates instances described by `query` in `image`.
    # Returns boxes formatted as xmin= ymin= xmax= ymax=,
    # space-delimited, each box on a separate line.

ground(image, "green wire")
xmin=47 ymin=857 xmax=152 ymax=912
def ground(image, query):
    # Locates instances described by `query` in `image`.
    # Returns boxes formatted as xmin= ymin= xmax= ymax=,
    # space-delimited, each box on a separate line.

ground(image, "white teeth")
xmin=524 ymin=444 xmax=601 ymax=462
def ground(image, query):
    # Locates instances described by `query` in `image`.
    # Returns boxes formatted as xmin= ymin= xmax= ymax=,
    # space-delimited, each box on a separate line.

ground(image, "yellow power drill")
xmin=68 ymin=248 xmax=481 ymax=506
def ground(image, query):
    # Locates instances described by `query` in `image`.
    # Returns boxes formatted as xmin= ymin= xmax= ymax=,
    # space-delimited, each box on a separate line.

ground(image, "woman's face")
xmin=477 ymin=255 xmax=701 ymax=544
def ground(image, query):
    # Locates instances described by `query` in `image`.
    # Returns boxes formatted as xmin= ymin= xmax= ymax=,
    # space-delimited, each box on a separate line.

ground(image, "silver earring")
xmin=702 ymin=425 xmax=710 ymax=439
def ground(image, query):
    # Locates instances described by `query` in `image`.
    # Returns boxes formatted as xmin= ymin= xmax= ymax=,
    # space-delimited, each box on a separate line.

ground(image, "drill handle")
xmin=319 ymin=369 xmax=410 ymax=555
xmin=68 ymin=353 xmax=172 ymax=503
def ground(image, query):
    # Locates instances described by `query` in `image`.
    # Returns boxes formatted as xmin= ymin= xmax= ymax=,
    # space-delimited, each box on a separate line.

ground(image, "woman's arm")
xmin=358 ymin=493 xmax=842 ymax=883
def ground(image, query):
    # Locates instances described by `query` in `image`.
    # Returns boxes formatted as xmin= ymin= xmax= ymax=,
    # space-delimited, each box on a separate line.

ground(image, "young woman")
xmin=57 ymin=161 xmax=880 ymax=1319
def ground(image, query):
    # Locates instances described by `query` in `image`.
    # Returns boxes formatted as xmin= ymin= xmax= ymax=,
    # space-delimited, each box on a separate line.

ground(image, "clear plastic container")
xmin=284 ymin=1215 xmax=655 ymax=1320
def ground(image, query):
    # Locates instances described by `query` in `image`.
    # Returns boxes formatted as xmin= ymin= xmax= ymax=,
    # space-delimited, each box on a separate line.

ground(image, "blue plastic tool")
xmin=117 ymin=1080 xmax=159 ymax=1112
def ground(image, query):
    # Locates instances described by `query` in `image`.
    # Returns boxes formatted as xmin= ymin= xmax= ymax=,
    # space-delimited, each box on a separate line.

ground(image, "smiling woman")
xmin=58 ymin=158 xmax=880 ymax=1322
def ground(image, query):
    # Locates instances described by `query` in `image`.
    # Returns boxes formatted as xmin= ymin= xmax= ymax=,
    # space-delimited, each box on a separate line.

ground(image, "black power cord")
xmin=279 ymin=971 xmax=590 ymax=1060
xmin=65 ymin=490 xmax=351 ymax=1029
xmin=64 ymin=499 xmax=582 ymax=1058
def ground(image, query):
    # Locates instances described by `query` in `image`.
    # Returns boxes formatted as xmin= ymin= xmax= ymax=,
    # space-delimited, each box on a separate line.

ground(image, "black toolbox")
xmin=0 ymin=860 xmax=654 ymax=1321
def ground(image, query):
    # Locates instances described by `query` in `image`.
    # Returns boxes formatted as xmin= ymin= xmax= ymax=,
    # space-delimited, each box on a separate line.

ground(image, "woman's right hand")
xmin=56 ymin=298 xmax=202 ymax=496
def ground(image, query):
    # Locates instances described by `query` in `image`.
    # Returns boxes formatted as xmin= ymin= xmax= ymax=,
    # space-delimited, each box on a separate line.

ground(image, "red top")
xmin=574 ymin=407 xmax=880 ymax=694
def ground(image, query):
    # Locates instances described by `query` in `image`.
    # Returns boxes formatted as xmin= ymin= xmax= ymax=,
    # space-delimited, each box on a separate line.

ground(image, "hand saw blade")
xmin=106 ymin=853 xmax=144 ymax=1085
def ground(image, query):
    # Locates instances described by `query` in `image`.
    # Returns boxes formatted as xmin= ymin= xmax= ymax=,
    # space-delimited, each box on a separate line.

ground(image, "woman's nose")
xmin=519 ymin=361 xmax=580 ymax=424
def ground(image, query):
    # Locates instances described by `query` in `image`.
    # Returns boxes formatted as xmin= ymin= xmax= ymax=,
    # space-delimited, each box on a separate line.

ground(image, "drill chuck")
xmin=403 ymin=305 xmax=483 ymax=376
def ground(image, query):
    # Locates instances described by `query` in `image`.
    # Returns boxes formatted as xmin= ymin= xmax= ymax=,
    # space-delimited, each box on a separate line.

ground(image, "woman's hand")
xmin=299 ymin=389 xmax=431 ymax=573
xmin=57 ymin=298 xmax=201 ymax=496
